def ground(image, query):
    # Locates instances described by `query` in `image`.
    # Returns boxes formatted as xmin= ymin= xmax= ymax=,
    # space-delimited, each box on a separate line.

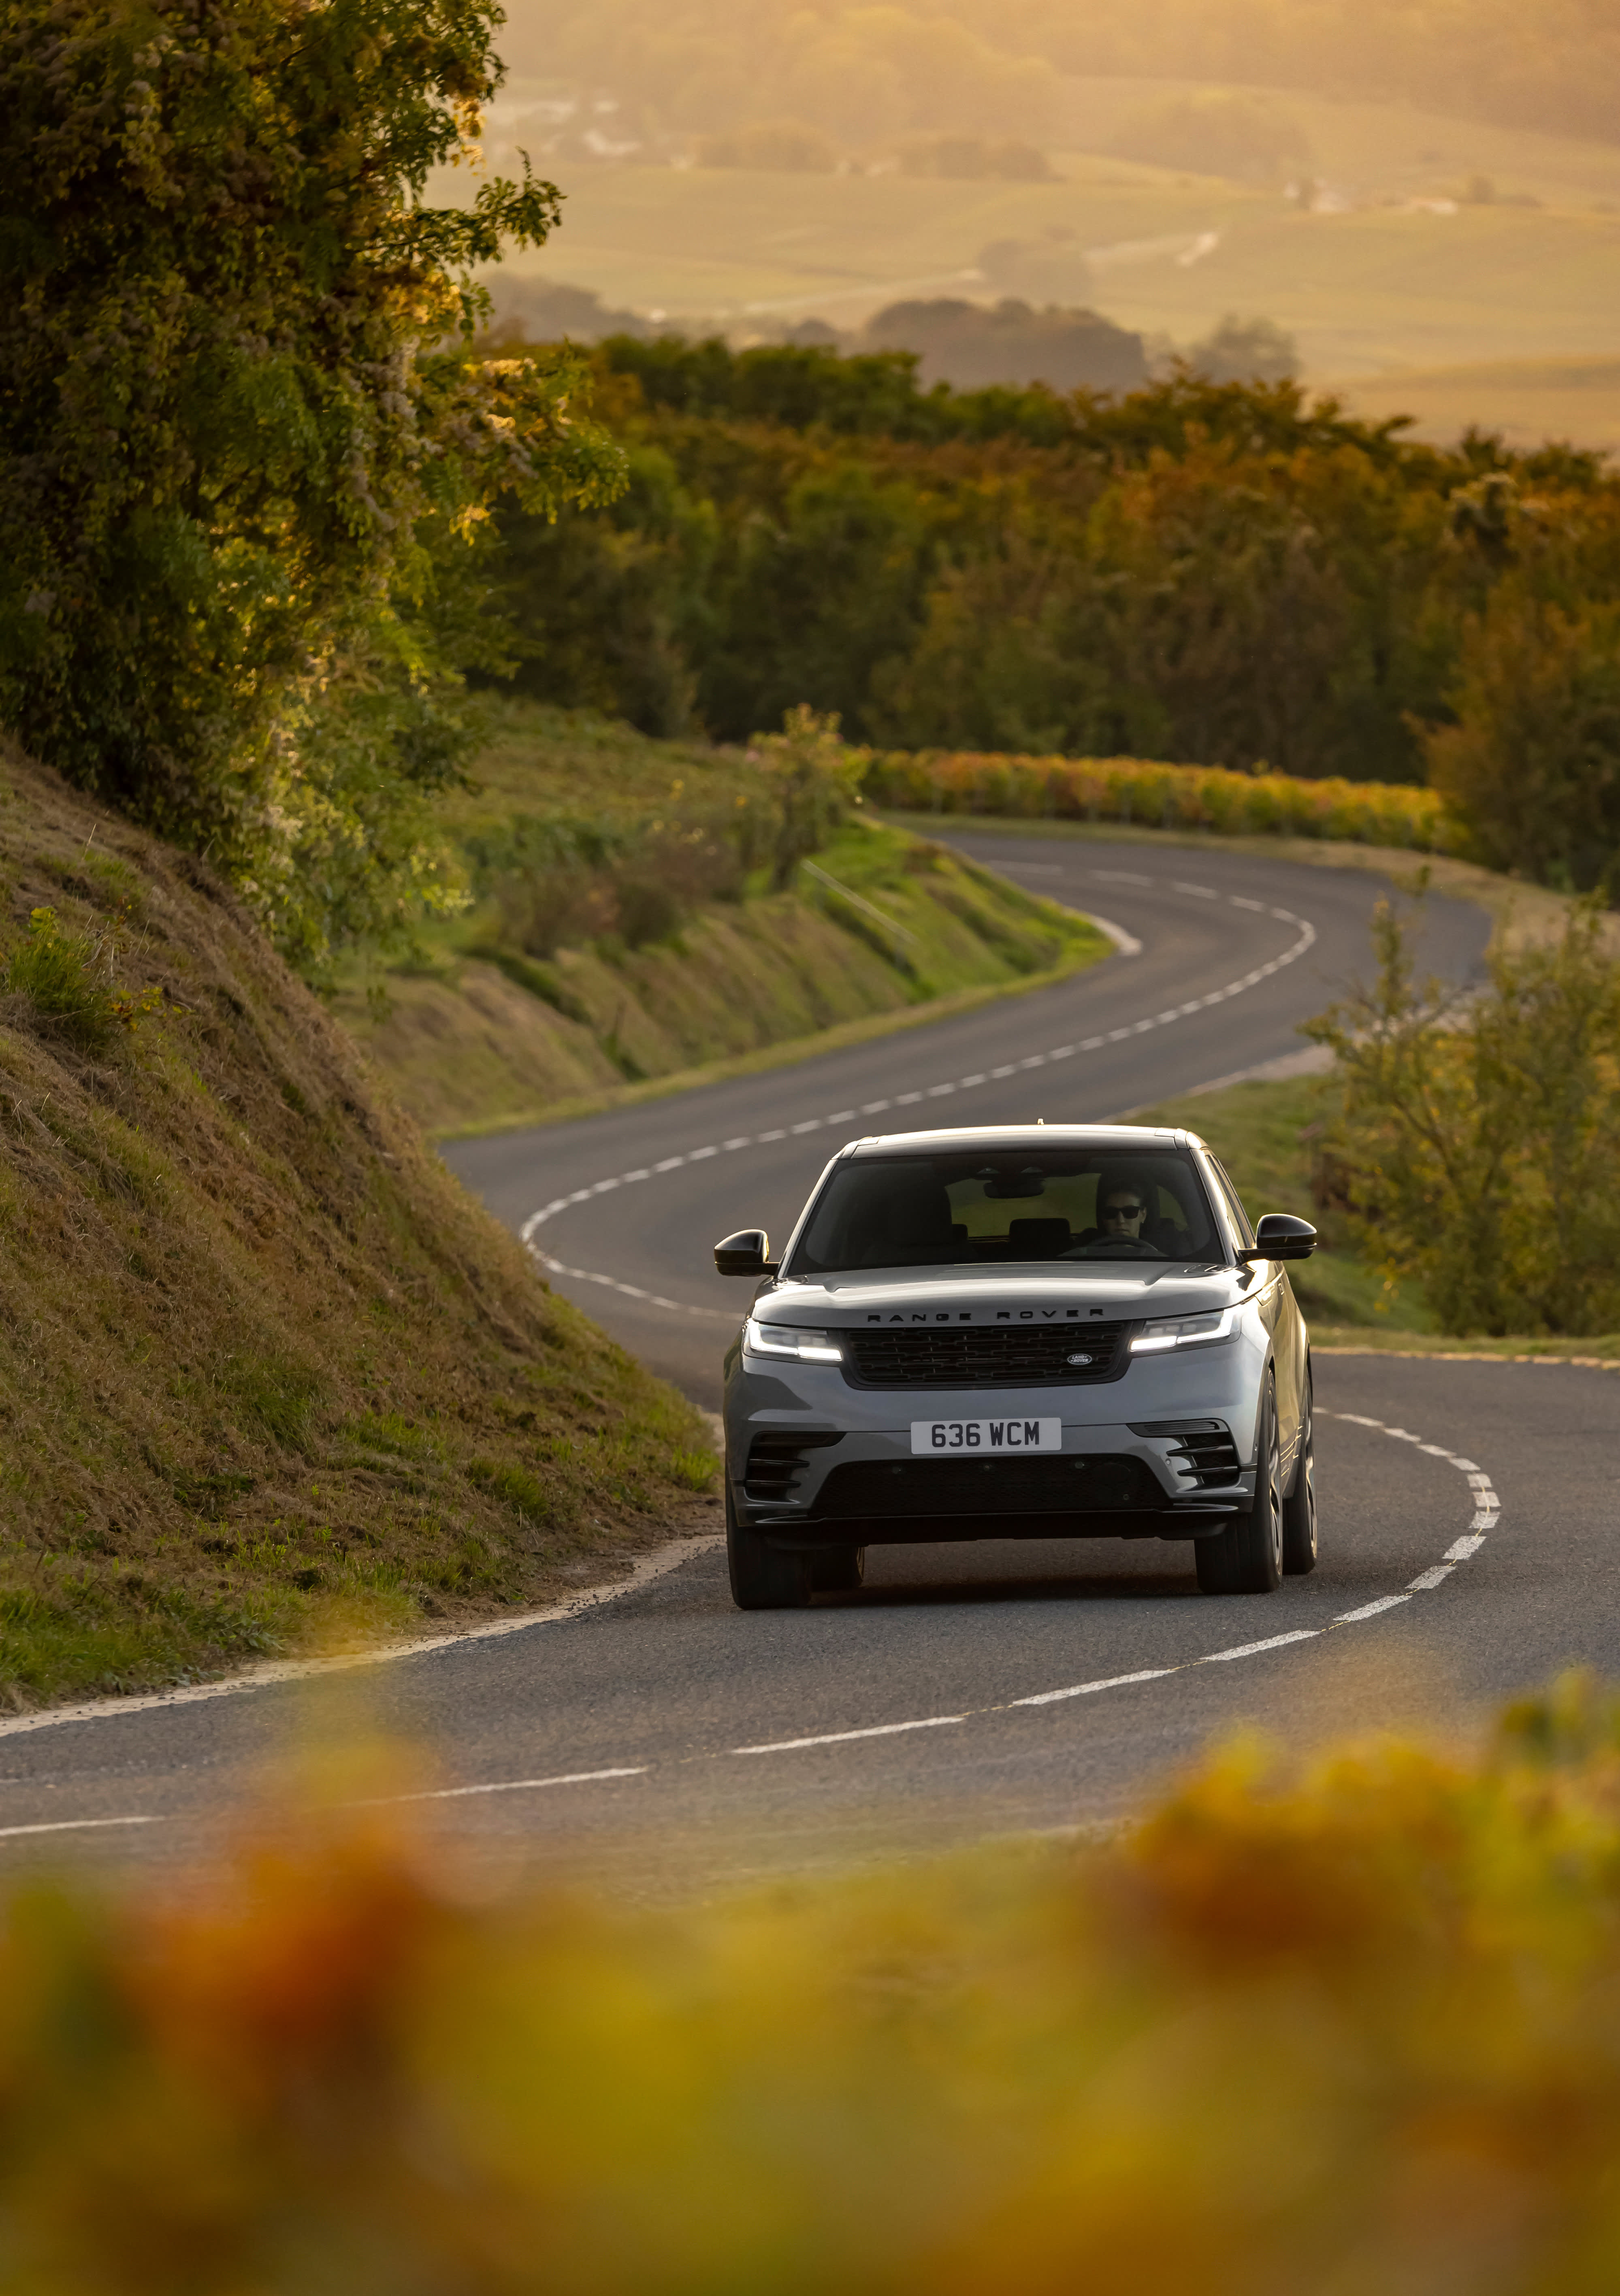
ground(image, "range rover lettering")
xmin=715 ymin=1126 xmax=1318 ymax=1609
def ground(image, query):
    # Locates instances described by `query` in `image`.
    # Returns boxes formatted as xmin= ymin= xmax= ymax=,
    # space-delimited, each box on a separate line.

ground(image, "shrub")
xmin=1306 ymin=896 xmax=1620 ymax=1334
xmin=862 ymin=748 xmax=1464 ymax=852
xmin=3 ymin=906 xmax=122 ymax=1052
xmin=752 ymin=706 xmax=868 ymax=889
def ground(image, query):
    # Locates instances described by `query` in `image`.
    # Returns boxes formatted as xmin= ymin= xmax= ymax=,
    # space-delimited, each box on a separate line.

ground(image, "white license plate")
xmin=910 ymin=1417 xmax=1062 ymax=1456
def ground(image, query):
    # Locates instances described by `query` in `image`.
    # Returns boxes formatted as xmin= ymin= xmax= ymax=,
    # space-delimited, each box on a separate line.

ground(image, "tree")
xmin=1307 ymin=897 xmax=1620 ymax=1336
xmin=0 ymin=0 xmax=625 ymax=965
xmin=1425 ymin=588 xmax=1620 ymax=895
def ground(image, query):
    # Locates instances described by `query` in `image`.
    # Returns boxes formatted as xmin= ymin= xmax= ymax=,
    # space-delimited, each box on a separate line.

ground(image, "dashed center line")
xmin=520 ymin=872 xmax=1318 ymax=1317
xmin=0 ymin=1416 xmax=1500 ymax=1837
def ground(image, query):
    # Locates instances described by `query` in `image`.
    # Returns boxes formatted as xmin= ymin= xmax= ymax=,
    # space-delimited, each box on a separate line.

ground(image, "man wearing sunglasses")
xmin=1098 ymin=1181 xmax=1150 ymax=1241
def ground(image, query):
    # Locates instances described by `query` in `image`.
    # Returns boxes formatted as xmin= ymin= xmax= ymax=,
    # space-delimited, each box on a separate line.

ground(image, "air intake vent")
xmin=814 ymin=1453 xmax=1162 ymax=1520
xmin=1130 ymin=1418 xmax=1242 ymax=1488
xmin=743 ymin=1430 xmax=843 ymax=1502
xmin=844 ymin=1323 xmax=1128 ymax=1390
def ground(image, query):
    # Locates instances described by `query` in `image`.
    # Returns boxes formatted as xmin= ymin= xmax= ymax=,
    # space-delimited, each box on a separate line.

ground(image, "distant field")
xmin=1332 ymin=356 xmax=1620 ymax=453
xmin=480 ymin=73 xmax=1620 ymax=386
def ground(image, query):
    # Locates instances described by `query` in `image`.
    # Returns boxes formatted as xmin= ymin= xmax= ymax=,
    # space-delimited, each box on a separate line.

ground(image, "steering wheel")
xmin=1063 ymin=1236 xmax=1167 ymax=1260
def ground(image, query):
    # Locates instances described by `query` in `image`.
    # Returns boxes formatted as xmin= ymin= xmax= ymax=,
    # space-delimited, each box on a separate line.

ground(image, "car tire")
xmin=1281 ymin=1371 xmax=1318 ymax=1577
xmin=726 ymin=1478 xmax=812 ymax=1610
xmin=1196 ymin=1367 xmax=1284 ymax=1595
xmin=810 ymin=1544 xmax=865 ymax=1593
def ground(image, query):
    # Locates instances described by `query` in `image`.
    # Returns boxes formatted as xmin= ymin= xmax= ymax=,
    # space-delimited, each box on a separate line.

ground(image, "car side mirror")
xmin=715 ymin=1228 xmax=778 ymax=1278
xmin=1240 ymin=1212 xmax=1317 ymax=1263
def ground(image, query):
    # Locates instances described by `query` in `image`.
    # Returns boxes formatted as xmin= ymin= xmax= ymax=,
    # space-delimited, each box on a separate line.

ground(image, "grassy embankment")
xmin=339 ymin=702 xmax=1110 ymax=1138
xmin=0 ymin=742 xmax=716 ymax=1708
xmin=11 ymin=1674 xmax=1620 ymax=2290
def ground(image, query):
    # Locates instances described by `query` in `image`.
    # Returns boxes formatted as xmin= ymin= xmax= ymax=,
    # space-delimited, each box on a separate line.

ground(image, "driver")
xmin=1098 ymin=1179 xmax=1150 ymax=1242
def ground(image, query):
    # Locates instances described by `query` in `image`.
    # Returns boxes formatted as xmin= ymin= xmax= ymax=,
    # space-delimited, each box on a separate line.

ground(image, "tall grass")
xmin=9 ymin=1676 xmax=1620 ymax=2292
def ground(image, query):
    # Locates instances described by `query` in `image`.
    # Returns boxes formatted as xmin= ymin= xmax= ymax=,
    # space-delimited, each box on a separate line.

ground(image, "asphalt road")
xmin=6 ymin=832 xmax=1605 ymax=1895
xmin=444 ymin=833 xmax=1490 ymax=1407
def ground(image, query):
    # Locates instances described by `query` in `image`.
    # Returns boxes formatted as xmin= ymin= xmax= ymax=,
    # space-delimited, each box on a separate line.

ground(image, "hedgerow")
xmin=862 ymin=746 xmax=1463 ymax=851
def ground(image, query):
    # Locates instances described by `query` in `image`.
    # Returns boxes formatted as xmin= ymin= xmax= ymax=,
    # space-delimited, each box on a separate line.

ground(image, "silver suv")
xmin=716 ymin=1125 xmax=1317 ymax=1608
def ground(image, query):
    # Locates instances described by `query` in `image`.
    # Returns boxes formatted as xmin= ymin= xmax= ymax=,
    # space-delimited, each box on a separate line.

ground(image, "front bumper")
xmin=724 ymin=1350 xmax=1261 ymax=1546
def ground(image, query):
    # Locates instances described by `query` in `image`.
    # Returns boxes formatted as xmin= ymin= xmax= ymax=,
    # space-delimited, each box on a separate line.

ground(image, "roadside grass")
xmin=0 ymin=740 xmax=717 ymax=1710
xmin=341 ymin=704 xmax=1110 ymax=1138
xmin=13 ymin=1674 xmax=1620 ymax=2290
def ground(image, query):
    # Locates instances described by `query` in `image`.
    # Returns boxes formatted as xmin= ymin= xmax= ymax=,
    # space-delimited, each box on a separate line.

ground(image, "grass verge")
xmin=339 ymin=706 xmax=1111 ymax=1138
xmin=0 ymin=740 xmax=716 ymax=1708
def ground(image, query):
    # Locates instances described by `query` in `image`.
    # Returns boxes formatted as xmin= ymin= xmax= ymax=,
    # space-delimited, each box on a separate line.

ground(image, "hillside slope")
xmin=341 ymin=705 xmax=1109 ymax=1137
xmin=0 ymin=743 xmax=712 ymax=1708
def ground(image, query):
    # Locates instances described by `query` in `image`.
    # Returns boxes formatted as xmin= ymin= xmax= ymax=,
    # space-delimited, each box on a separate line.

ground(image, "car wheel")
xmin=810 ymin=1545 xmax=865 ymax=1593
xmin=1196 ymin=1367 xmax=1284 ymax=1595
xmin=726 ymin=1477 xmax=812 ymax=1610
xmin=1281 ymin=1371 xmax=1318 ymax=1577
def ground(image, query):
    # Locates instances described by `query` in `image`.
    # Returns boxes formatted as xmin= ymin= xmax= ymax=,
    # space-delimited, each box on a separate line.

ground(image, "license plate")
xmin=910 ymin=1418 xmax=1062 ymax=1456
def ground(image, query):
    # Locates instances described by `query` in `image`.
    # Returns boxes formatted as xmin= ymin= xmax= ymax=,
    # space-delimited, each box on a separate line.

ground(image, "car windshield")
xmin=788 ymin=1148 xmax=1227 ymax=1275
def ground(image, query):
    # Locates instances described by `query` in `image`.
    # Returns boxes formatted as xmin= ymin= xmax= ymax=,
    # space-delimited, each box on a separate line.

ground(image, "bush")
xmin=1307 ymin=896 xmax=1620 ymax=1334
xmin=862 ymin=748 xmax=1463 ymax=851
xmin=8 ymin=1679 xmax=1620 ymax=2290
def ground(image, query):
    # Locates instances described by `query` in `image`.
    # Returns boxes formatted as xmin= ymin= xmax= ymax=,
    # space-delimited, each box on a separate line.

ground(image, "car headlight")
xmin=1131 ymin=1307 xmax=1240 ymax=1354
xmin=743 ymin=1318 xmax=844 ymax=1364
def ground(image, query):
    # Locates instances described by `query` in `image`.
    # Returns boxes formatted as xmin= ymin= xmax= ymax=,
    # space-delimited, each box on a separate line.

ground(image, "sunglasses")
xmin=1103 ymin=1201 xmax=1145 ymax=1219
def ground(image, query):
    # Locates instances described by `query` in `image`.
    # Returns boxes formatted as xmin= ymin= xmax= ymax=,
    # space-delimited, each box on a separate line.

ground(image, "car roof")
xmin=842 ymin=1124 xmax=1205 ymax=1156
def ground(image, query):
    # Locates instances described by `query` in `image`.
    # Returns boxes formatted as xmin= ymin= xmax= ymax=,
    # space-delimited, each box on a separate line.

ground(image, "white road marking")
xmin=1201 ymin=1630 xmax=1320 ymax=1662
xmin=0 ymin=1411 xmax=1504 ymax=1834
xmin=1012 ymin=1669 xmax=1176 ymax=1706
xmin=520 ymin=877 xmax=1315 ymax=1308
xmin=733 ymin=1715 xmax=965 ymax=1755
xmin=0 ymin=1534 xmax=728 ymax=1741
xmin=0 ymin=1814 xmax=162 ymax=1840
xmin=355 ymin=1768 xmax=648 ymax=1806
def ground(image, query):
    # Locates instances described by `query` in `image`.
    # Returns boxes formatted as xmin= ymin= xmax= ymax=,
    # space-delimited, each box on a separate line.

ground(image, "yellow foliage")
xmin=7 ymin=1678 xmax=1620 ymax=2290
xmin=865 ymin=747 xmax=1464 ymax=853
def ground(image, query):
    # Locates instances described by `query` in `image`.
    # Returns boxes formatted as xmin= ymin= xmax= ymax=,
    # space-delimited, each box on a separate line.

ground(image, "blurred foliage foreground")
xmin=13 ymin=1676 xmax=1620 ymax=2293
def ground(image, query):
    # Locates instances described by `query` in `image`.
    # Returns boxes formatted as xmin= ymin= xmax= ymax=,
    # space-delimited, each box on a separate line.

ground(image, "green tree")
xmin=1426 ymin=588 xmax=1620 ymax=894
xmin=1307 ymin=897 xmax=1620 ymax=1336
xmin=0 ymin=0 xmax=624 ymax=964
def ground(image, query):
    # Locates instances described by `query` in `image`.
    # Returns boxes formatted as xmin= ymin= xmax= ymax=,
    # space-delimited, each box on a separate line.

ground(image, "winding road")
xmin=1 ymin=831 xmax=1614 ymax=1893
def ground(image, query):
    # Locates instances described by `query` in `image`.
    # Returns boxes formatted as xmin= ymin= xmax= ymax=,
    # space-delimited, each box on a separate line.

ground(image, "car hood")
xmin=756 ymin=1265 xmax=1251 ymax=1327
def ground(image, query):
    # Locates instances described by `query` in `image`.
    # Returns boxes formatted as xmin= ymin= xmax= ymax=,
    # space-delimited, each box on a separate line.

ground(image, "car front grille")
xmin=842 ymin=1322 xmax=1129 ymax=1389
xmin=812 ymin=1453 xmax=1162 ymax=1520
xmin=743 ymin=1431 xmax=843 ymax=1502
xmin=1130 ymin=1418 xmax=1242 ymax=1488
